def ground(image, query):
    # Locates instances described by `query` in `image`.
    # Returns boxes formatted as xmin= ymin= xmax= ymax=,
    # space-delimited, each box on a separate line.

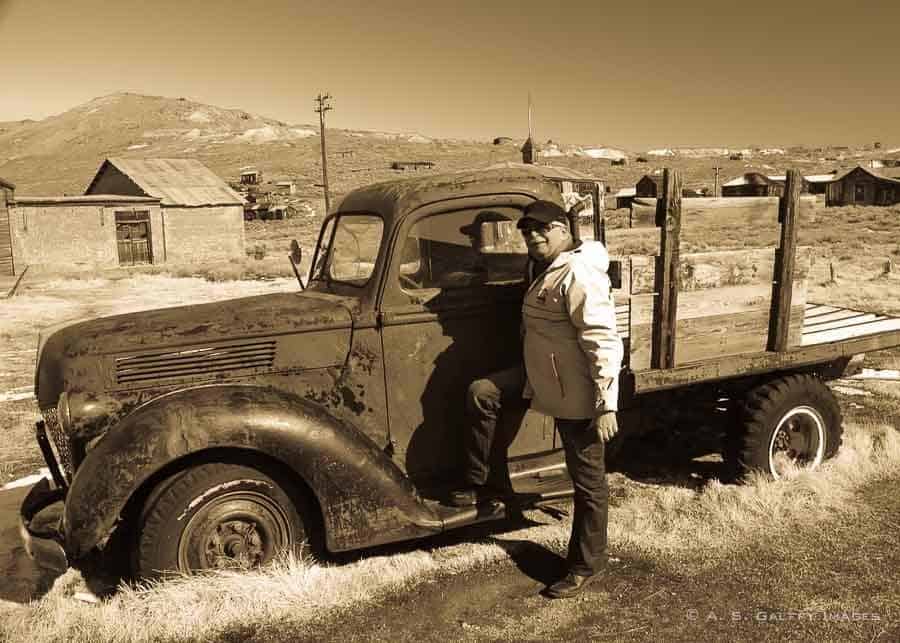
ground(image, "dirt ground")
xmin=294 ymin=477 xmax=900 ymax=643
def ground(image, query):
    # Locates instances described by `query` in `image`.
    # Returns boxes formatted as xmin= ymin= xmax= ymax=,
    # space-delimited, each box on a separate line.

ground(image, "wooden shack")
xmin=0 ymin=177 xmax=14 ymax=276
xmin=636 ymin=174 xmax=663 ymax=197
xmin=85 ymin=158 xmax=246 ymax=263
xmin=825 ymin=165 xmax=900 ymax=206
xmin=721 ymin=172 xmax=784 ymax=197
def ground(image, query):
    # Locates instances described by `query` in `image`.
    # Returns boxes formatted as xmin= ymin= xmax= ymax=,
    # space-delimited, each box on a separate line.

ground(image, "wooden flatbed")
xmin=599 ymin=169 xmax=900 ymax=396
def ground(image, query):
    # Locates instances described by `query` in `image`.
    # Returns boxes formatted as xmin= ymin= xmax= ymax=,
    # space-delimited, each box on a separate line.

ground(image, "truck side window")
xmin=399 ymin=208 xmax=528 ymax=290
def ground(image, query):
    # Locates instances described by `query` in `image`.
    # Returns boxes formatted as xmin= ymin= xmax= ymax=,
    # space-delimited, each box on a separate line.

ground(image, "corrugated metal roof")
xmin=100 ymin=158 xmax=244 ymax=206
xmin=14 ymin=195 xmax=159 ymax=205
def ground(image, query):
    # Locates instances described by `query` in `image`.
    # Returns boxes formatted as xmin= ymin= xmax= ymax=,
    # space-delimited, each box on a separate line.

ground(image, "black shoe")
xmin=448 ymin=484 xmax=504 ymax=507
xmin=448 ymin=486 xmax=481 ymax=507
xmin=543 ymin=571 xmax=602 ymax=599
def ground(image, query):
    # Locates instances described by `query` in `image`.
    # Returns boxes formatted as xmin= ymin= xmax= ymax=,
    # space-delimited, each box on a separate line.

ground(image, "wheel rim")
xmin=177 ymin=489 xmax=293 ymax=572
xmin=767 ymin=405 xmax=826 ymax=479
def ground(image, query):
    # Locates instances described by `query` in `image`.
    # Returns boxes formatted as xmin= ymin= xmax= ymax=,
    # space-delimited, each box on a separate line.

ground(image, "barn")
xmin=0 ymin=177 xmax=14 ymax=276
xmin=825 ymin=165 xmax=900 ymax=206
xmin=85 ymin=158 xmax=245 ymax=263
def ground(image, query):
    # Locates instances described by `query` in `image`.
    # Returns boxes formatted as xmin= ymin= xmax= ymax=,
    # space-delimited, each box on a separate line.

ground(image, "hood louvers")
xmin=115 ymin=340 xmax=276 ymax=385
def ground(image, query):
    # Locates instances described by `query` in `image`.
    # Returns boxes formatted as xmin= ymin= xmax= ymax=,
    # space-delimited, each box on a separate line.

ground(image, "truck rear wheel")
xmin=135 ymin=463 xmax=311 ymax=579
xmin=728 ymin=374 xmax=843 ymax=480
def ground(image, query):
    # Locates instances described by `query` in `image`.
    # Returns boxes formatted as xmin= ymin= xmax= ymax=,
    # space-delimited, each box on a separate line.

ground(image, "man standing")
xmin=450 ymin=199 xmax=623 ymax=599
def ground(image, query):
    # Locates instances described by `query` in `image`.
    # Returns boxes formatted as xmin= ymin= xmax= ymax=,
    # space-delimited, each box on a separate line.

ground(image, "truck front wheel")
xmin=135 ymin=463 xmax=310 ymax=579
xmin=728 ymin=374 xmax=843 ymax=480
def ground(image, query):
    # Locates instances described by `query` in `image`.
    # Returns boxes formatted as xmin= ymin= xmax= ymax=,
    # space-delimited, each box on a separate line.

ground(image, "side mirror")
xmin=608 ymin=260 xmax=622 ymax=290
xmin=289 ymin=239 xmax=305 ymax=290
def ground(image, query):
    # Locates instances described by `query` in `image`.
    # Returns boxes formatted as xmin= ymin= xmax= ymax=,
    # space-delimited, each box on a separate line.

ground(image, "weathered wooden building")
xmin=11 ymin=195 xmax=162 ymax=270
xmin=636 ymin=174 xmax=663 ymax=197
xmin=722 ymin=172 xmax=834 ymax=197
xmin=0 ymin=177 xmax=15 ymax=276
xmin=635 ymin=175 xmax=707 ymax=199
xmin=721 ymin=172 xmax=786 ymax=197
xmin=85 ymin=158 xmax=245 ymax=263
xmin=826 ymin=166 xmax=900 ymax=206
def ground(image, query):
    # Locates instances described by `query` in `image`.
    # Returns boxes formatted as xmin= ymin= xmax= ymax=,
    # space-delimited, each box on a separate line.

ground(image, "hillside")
xmin=0 ymin=92 xmax=878 ymax=202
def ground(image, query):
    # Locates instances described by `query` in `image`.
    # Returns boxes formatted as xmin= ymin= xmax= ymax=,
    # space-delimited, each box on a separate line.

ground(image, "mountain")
xmin=0 ymin=92 xmax=524 ymax=198
xmin=0 ymin=92 xmax=860 ymax=200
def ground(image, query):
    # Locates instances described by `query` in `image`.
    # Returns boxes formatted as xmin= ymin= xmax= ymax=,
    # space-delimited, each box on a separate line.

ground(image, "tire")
xmin=728 ymin=374 xmax=843 ymax=480
xmin=135 ymin=463 xmax=311 ymax=579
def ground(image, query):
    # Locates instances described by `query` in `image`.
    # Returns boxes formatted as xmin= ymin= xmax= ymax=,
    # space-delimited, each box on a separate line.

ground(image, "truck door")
xmin=380 ymin=203 xmax=560 ymax=489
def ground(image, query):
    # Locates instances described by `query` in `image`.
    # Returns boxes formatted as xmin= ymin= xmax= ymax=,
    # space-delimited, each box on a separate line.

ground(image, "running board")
xmin=426 ymin=475 xmax=575 ymax=532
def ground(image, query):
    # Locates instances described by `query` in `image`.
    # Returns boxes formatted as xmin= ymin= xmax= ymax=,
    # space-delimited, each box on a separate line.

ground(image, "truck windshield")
xmin=310 ymin=214 xmax=384 ymax=287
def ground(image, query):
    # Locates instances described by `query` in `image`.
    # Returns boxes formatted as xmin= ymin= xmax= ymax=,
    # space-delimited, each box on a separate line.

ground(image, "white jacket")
xmin=522 ymin=241 xmax=623 ymax=419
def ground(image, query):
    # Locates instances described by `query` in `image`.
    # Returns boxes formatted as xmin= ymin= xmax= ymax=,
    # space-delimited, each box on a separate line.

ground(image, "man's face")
xmin=519 ymin=219 xmax=570 ymax=262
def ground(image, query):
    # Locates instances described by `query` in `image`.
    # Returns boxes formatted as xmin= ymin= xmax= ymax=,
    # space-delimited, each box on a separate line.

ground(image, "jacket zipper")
xmin=550 ymin=353 xmax=566 ymax=398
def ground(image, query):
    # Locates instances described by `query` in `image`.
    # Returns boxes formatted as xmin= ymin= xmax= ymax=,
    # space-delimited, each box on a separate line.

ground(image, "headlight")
xmin=56 ymin=392 xmax=71 ymax=431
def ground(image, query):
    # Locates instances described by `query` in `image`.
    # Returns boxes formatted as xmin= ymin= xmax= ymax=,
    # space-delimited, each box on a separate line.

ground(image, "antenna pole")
xmin=314 ymin=93 xmax=333 ymax=212
xmin=528 ymin=91 xmax=533 ymax=139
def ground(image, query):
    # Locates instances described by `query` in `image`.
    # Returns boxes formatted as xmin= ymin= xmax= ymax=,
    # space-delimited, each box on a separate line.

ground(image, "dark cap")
xmin=459 ymin=210 xmax=512 ymax=236
xmin=516 ymin=200 xmax=569 ymax=229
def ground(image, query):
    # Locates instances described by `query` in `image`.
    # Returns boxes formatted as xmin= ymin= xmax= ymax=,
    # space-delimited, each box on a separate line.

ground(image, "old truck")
xmin=20 ymin=165 xmax=900 ymax=578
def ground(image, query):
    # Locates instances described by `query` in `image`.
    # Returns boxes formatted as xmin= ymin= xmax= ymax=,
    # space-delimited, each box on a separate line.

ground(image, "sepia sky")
xmin=1 ymin=0 xmax=898 ymax=149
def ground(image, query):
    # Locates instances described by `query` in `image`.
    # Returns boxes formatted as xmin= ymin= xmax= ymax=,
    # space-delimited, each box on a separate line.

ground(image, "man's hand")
xmin=591 ymin=411 xmax=618 ymax=442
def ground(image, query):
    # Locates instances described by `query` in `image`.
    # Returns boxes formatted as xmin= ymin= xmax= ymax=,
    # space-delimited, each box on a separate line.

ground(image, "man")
xmin=450 ymin=199 xmax=623 ymax=599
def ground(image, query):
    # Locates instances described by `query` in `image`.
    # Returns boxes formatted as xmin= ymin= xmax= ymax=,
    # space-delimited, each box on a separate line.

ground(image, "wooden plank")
xmin=801 ymin=318 xmax=900 ymax=345
xmin=802 ymin=313 xmax=887 ymax=334
xmin=593 ymin=183 xmax=603 ymax=243
xmin=675 ymin=283 xmax=773 ymax=320
xmin=803 ymin=309 xmax=872 ymax=326
xmin=803 ymin=309 xmax=870 ymax=330
xmin=629 ymin=247 xmax=812 ymax=295
xmin=628 ymin=281 xmax=806 ymax=367
xmin=804 ymin=304 xmax=847 ymax=318
xmin=651 ymin=169 xmax=682 ymax=369
xmin=630 ymin=196 xmax=780 ymax=228
xmin=768 ymin=169 xmax=802 ymax=352
xmin=633 ymin=324 xmax=900 ymax=394
xmin=628 ymin=294 xmax=655 ymax=371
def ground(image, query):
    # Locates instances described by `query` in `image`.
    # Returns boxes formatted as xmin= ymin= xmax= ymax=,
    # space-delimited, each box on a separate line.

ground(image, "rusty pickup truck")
xmin=20 ymin=165 xmax=900 ymax=578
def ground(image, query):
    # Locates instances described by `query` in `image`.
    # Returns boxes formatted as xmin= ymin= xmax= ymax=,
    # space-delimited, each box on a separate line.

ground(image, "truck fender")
xmin=63 ymin=384 xmax=442 ymax=559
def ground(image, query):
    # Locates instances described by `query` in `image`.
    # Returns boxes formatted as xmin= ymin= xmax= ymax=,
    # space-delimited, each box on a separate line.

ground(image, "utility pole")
xmin=314 ymin=93 xmax=333 ymax=212
xmin=713 ymin=166 xmax=721 ymax=197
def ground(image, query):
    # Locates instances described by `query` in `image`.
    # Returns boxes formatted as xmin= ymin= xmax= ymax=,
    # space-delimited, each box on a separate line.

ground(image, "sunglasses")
xmin=518 ymin=221 xmax=567 ymax=235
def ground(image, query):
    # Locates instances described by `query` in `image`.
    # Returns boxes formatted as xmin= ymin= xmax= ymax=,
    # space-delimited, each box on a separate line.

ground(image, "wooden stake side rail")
xmin=632 ymin=325 xmax=900 ymax=393
xmin=768 ymin=169 xmax=802 ymax=351
xmin=603 ymin=166 xmax=900 ymax=394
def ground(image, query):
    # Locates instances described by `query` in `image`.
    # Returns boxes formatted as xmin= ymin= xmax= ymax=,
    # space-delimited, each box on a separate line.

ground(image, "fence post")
xmin=651 ymin=168 xmax=682 ymax=369
xmin=768 ymin=168 xmax=802 ymax=352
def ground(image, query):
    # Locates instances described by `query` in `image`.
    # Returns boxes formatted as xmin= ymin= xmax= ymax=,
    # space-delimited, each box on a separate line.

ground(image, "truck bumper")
xmin=19 ymin=476 xmax=69 ymax=573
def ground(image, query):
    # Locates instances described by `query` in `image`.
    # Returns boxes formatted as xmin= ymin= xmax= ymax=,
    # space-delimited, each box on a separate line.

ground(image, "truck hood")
xmin=35 ymin=291 xmax=357 ymax=408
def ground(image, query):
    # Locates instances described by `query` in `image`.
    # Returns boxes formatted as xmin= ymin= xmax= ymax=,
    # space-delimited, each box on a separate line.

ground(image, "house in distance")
xmin=6 ymin=158 xmax=244 ymax=273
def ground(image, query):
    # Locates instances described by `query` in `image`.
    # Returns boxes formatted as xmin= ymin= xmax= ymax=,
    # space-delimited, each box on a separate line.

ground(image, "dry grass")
xmin=2 ymin=413 xmax=898 ymax=642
